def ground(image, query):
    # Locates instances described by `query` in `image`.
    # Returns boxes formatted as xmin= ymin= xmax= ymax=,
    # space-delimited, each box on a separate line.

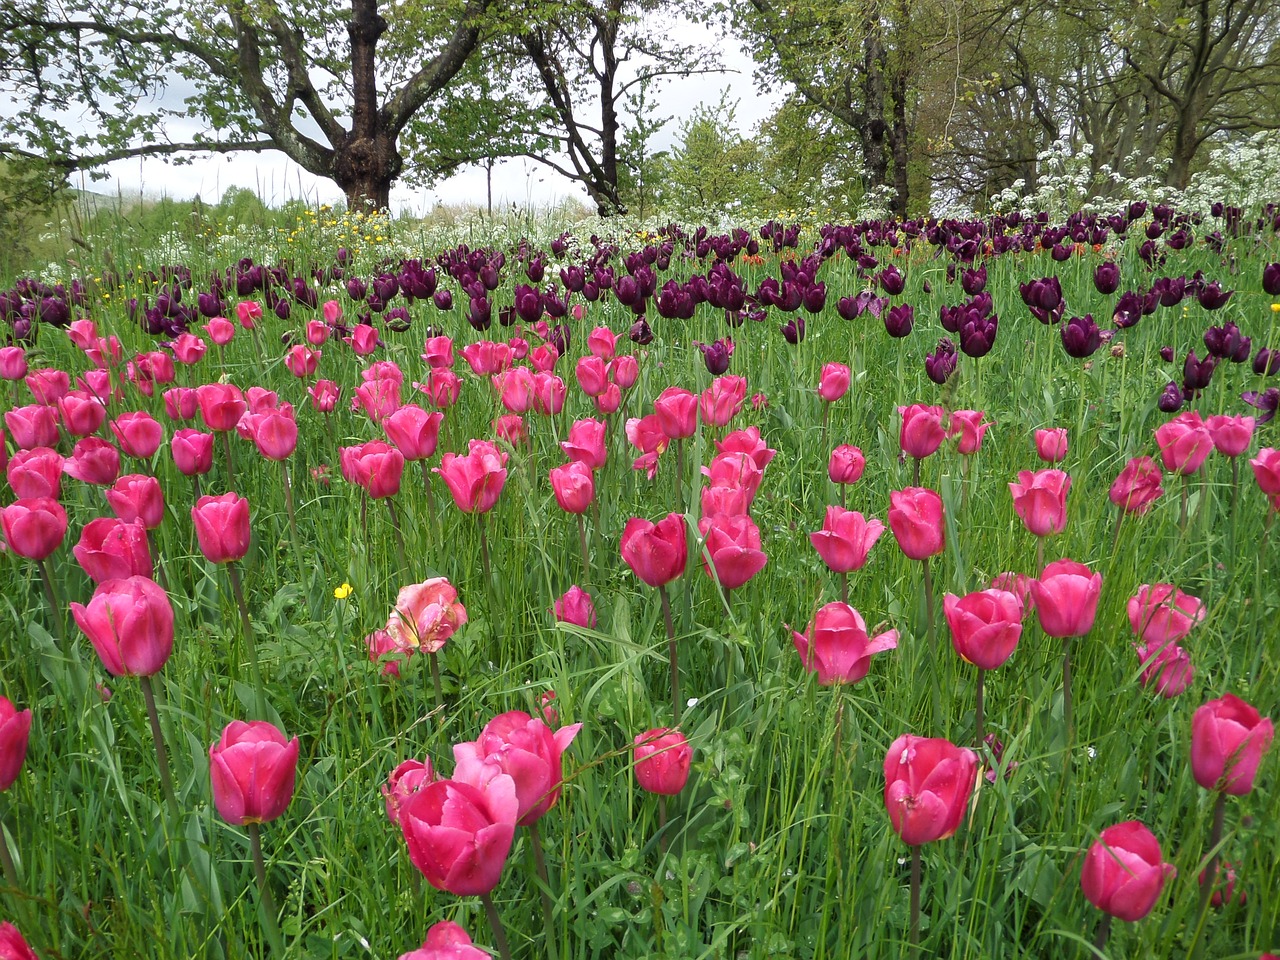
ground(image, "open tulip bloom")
xmin=1080 ymin=820 xmax=1176 ymax=948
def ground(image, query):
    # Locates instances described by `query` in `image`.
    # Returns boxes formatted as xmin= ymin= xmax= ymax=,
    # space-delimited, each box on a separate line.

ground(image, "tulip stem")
xmin=247 ymin=823 xmax=286 ymax=958
xmin=674 ymin=439 xmax=685 ymax=515
xmin=1035 ymin=538 xmax=1044 ymax=575
xmin=221 ymin=431 xmax=235 ymax=490
xmin=419 ymin=460 xmax=437 ymax=531
xmin=659 ymin=584 xmax=679 ymax=725
xmin=386 ymin=498 xmax=408 ymax=575
xmin=480 ymin=893 xmax=513 ymax=960
xmin=909 ymin=845 xmax=921 ymax=956
xmin=1109 ymin=509 xmax=1123 ymax=555
xmin=35 ymin=558 xmax=64 ymax=643
xmin=528 ymin=822 xmax=558 ymax=960
xmin=921 ymin=557 xmax=936 ymax=655
xmin=478 ymin=512 xmax=493 ymax=588
xmin=1192 ymin=792 xmax=1228 ymax=960
xmin=140 ymin=675 xmax=180 ymax=826
xmin=841 ymin=571 xmax=848 ymax=606
xmin=281 ymin=462 xmax=303 ymax=576
xmin=429 ymin=650 xmax=444 ymax=717
xmin=975 ymin=668 xmax=985 ymax=750
xmin=227 ymin=563 xmax=267 ymax=719
xmin=1062 ymin=638 xmax=1073 ymax=749
xmin=1092 ymin=914 xmax=1111 ymax=952
xmin=912 ymin=457 xmax=920 ymax=487
xmin=658 ymin=795 xmax=668 ymax=854
xmin=1179 ymin=475 xmax=1189 ymax=532
xmin=577 ymin=513 xmax=591 ymax=582
xmin=0 ymin=813 xmax=19 ymax=893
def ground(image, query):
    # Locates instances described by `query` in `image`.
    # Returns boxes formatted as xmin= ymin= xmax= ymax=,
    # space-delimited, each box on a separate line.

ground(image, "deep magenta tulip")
xmin=70 ymin=575 xmax=174 ymax=677
xmin=620 ymin=513 xmax=686 ymax=587
xmin=883 ymin=734 xmax=978 ymax=845
xmin=58 ymin=391 xmax=107 ymax=436
xmin=809 ymin=506 xmax=884 ymax=573
xmin=6 ymin=447 xmax=63 ymax=500
xmin=950 ymin=410 xmax=992 ymax=454
xmin=817 ymin=363 xmax=850 ymax=402
xmin=1127 ymin=584 xmax=1204 ymax=646
xmin=1110 ymin=457 xmax=1164 ymax=514
xmin=888 ymin=487 xmax=945 ymax=560
xmin=654 ymin=386 xmax=697 ymax=439
xmin=105 ymin=473 xmax=165 ymax=529
xmin=398 ymin=921 xmax=490 ymax=960
xmin=898 ymin=404 xmax=948 ymax=460
xmin=550 ymin=460 xmax=595 ymax=514
xmin=1155 ymin=411 xmax=1213 ymax=475
xmin=171 ymin=429 xmax=214 ymax=477
xmin=697 ymin=513 xmax=767 ymax=589
xmin=191 ymin=492 xmax=251 ymax=563
xmin=1009 ymin=469 xmax=1070 ymax=537
xmin=553 ymin=585 xmax=596 ymax=628
xmin=0 ymin=922 xmax=38 ymax=960
xmin=792 ymin=602 xmax=898 ymax=686
xmin=110 ymin=411 xmax=164 ymax=459
xmin=196 ymin=383 xmax=247 ymax=432
xmin=209 ymin=720 xmax=299 ymax=825
xmin=400 ymin=776 xmax=518 ymax=895
xmin=943 ymin=589 xmax=1023 ymax=670
xmin=1029 ymin=560 xmax=1102 ymax=638
xmin=64 ymin=437 xmax=121 ymax=486
xmin=1035 ymin=428 xmax=1068 ymax=462
xmin=560 ymin=418 xmax=607 ymax=471
xmin=347 ymin=441 xmax=404 ymax=500
xmin=0 ymin=697 xmax=32 ymax=791
xmin=633 ymin=728 xmax=692 ymax=795
xmin=73 ymin=517 xmax=153 ymax=583
xmin=452 ymin=710 xmax=583 ymax=825
xmin=383 ymin=404 xmax=444 ymax=461
xmin=828 ymin=445 xmax=865 ymax=484
xmin=245 ymin=408 xmax=298 ymax=461
xmin=1 ymin=497 xmax=67 ymax=560
xmin=1080 ymin=821 xmax=1176 ymax=921
xmin=382 ymin=758 xmax=435 ymax=826
xmin=1191 ymin=694 xmax=1274 ymax=795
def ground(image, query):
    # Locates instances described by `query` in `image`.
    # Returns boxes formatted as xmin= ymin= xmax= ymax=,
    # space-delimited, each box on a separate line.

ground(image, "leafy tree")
xmin=0 ymin=0 xmax=526 ymax=210
xmin=652 ymin=93 xmax=764 ymax=216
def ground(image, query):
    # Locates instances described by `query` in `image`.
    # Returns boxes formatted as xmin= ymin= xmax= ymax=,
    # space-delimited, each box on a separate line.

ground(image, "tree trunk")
xmin=335 ymin=0 xmax=402 ymax=211
xmin=860 ymin=29 xmax=889 ymax=194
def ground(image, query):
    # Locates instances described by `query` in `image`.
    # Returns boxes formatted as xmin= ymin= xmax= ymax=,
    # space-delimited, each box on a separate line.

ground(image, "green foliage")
xmin=651 ymin=93 xmax=765 ymax=217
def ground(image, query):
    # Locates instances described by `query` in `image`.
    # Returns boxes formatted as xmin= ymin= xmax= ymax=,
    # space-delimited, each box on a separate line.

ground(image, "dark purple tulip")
xmin=1182 ymin=351 xmax=1217 ymax=396
xmin=514 ymin=285 xmax=542 ymax=324
xmin=1253 ymin=347 xmax=1280 ymax=376
xmin=373 ymin=273 xmax=399 ymax=303
xmin=1158 ymin=382 xmax=1183 ymax=413
xmin=629 ymin=318 xmax=653 ymax=345
xmin=780 ymin=317 xmax=805 ymax=344
xmin=549 ymin=323 xmax=571 ymax=356
xmin=801 ymin=283 xmax=827 ymax=314
xmin=697 ymin=338 xmax=732 ymax=375
xmin=1243 ymin=387 xmax=1280 ymax=423
xmin=467 ymin=297 xmax=491 ymax=331
xmin=561 ymin=266 xmax=585 ymax=293
xmin=346 ymin=277 xmax=367 ymax=301
xmin=1020 ymin=277 xmax=1064 ymax=324
xmin=884 ymin=303 xmax=914 ymax=338
xmin=1159 ymin=346 xmax=1175 ymax=363
xmin=197 ymin=292 xmax=224 ymax=317
xmin=961 ymin=266 xmax=987 ymax=295
xmin=926 ymin=337 xmax=958 ymax=384
xmin=385 ymin=307 xmax=411 ymax=332
xmin=273 ymin=298 xmax=291 ymax=321
xmin=879 ymin=266 xmax=905 ymax=296
xmin=1094 ymin=262 xmax=1120 ymax=295
xmin=526 ymin=256 xmax=546 ymax=284
xmin=1112 ymin=291 xmax=1143 ymax=329
xmin=959 ymin=314 xmax=998 ymax=358
xmin=1204 ymin=321 xmax=1249 ymax=361
xmin=922 ymin=280 xmax=933 ymax=295
xmin=1051 ymin=243 xmax=1073 ymax=262
xmin=432 ymin=289 xmax=453 ymax=311
xmin=1061 ymin=314 xmax=1101 ymax=358
xmin=1263 ymin=263 xmax=1280 ymax=296
xmin=1197 ymin=282 xmax=1232 ymax=310
xmin=1152 ymin=276 xmax=1185 ymax=308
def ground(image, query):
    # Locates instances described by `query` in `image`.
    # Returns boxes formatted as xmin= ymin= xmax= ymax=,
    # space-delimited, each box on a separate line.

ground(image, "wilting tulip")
xmin=73 ymin=517 xmax=153 ymax=583
xmin=1127 ymin=584 xmax=1204 ymax=646
xmin=384 ymin=577 xmax=467 ymax=654
xmin=1035 ymin=428 xmax=1068 ymax=462
xmin=792 ymin=601 xmax=898 ymax=686
xmin=809 ymin=506 xmax=884 ymax=573
xmin=367 ymin=628 xmax=408 ymax=677
xmin=883 ymin=734 xmax=978 ymax=845
xmin=309 ymin=379 xmax=340 ymax=413
xmin=191 ymin=492 xmax=251 ymax=563
xmin=0 ymin=696 xmax=32 ymax=791
xmin=697 ymin=513 xmax=767 ymax=590
xmin=944 ymin=590 xmax=1023 ymax=671
xmin=435 ymin=440 xmax=508 ymax=514
xmin=633 ymin=728 xmax=692 ymax=795
xmin=400 ymin=775 xmax=519 ymax=895
xmin=1155 ymin=411 xmax=1213 ymax=476
xmin=620 ymin=514 xmax=686 ymax=587
xmin=554 ymin=585 xmax=597 ymax=628
xmin=1133 ymin=641 xmax=1194 ymax=698
xmin=453 ymin=710 xmax=583 ymax=825
xmin=209 ymin=721 xmax=299 ymax=825
xmin=70 ymin=575 xmax=174 ymax=677
xmin=1 ymin=497 xmax=67 ymax=560
xmin=1081 ymin=821 xmax=1176 ymax=922
xmin=550 ymin=460 xmax=595 ymax=514
xmin=397 ymin=921 xmax=490 ymax=960
xmin=1110 ymin=457 xmax=1164 ymax=514
xmin=1191 ymin=694 xmax=1274 ymax=795
xmin=382 ymin=759 xmax=434 ymax=825
xmin=948 ymin=410 xmax=991 ymax=455
xmin=1009 ymin=469 xmax=1071 ymax=537
xmin=888 ymin=487 xmax=945 ymax=560
xmin=106 ymin=473 xmax=165 ymax=529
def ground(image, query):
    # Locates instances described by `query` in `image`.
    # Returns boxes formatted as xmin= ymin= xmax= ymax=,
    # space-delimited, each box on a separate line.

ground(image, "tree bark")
xmin=335 ymin=0 xmax=402 ymax=210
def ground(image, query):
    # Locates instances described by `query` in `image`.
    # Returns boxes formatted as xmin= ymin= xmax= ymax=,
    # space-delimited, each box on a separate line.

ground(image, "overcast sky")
xmin=72 ymin=16 xmax=785 ymax=214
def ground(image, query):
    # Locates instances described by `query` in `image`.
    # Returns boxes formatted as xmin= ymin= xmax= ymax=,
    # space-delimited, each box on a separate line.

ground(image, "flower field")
xmin=0 ymin=203 xmax=1278 ymax=959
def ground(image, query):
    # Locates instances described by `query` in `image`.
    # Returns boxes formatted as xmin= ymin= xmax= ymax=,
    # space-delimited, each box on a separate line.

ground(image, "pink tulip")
xmin=943 ymin=590 xmax=1023 ymax=670
xmin=594 ymin=382 xmax=622 ymax=415
xmin=697 ymin=513 xmax=767 ymax=589
xmin=367 ymin=627 xmax=410 ymax=677
xmin=0 ymin=697 xmax=32 ymax=792
xmin=699 ymin=376 xmax=747 ymax=428
xmin=322 ymin=300 xmax=342 ymax=325
xmin=352 ymin=377 xmax=401 ymax=424
xmin=1080 ymin=821 xmax=1176 ymax=921
xmin=1250 ymin=448 xmax=1280 ymax=497
xmin=345 ymin=441 xmax=404 ymax=499
xmin=492 ymin=413 xmax=526 ymax=446
xmin=73 ymin=517 xmax=153 ymax=583
xmin=608 ymin=354 xmax=639 ymax=389
xmin=883 ymin=734 xmax=978 ymax=845
xmin=64 ymin=437 xmax=121 ymax=486
xmin=305 ymin=319 xmax=330 ymax=346
xmin=703 ymin=451 xmax=763 ymax=507
xmin=530 ymin=343 xmax=558 ymax=371
xmin=898 ymin=404 xmax=948 ymax=460
xmin=397 ymin=921 xmax=490 ymax=960
xmin=531 ymin=372 xmax=566 ymax=415
xmin=1029 ymin=559 xmax=1102 ymax=638
xmin=1133 ymin=641 xmax=1194 ymax=698
xmin=245 ymin=408 xmax=298 ymax=461
xmin=5 ymin=404 xmax=59 ymax=449
xmin=990 ymin=572 xmax=1035 ymax=612
xmin=383 ymin=405 xmax=444 ymax=462
xmin=550 ymin=460 xmax=595 ymax=514
xmin=493 ymin=365 xmax=535 ymax=412
xmin=58 ymin=391 xmax=107 ymax=436
xmin=620 ymin=513 xmax=686 ymax=587
xmin=105 ymin=474 xmax=164 ymax=529
xmin=453 ymin=710 xmax=583 ymax=825
xmin=385 ymin=577 xmax=468 ymax=654
xmin=828 ymin=445 xmax=865 ymax=484
xmin=1035 ymin=428 xmax=1068 ymax=462
xmin=716 ymin=426 xmax=776 ymax=470
xmin=435 ymin=440 xmax=509 ymax=513
xmin=70 ymin=575 xmax=174 ymax=677
xmin=209 ymin=720 xmax=299 ymax=825
xmin=1190 ymin=694 xmax=1274 ymax=795
xmin=1155 ymin=411 xmax=1213 ymax=475
xmin=654 ymin=386 xmax=697 ymax=439
xmin=0 ymin=346 xmax=29 ymax=380
xmin=950 ymin=410 xmax=992 ymax=455
xmin=792 ymin=601 xmax=898 ymax=686
xmin=422 ymin=335 xmax=454 ymax=369
xmin=307 ymin=378 xmax=340 ymax=413
xmin=575 ymin=355 xmax=609 ymax=396
xmin=554 ymin=585 xmax=596 ymax=628
xmin=817 ymin=363 xmax=850 ymax=402
xmin=1205 ymin=415 xmax=1255 ymax=458
xmin=382 ymin=758 xmax=434 ymax=825
xmin=0 ymin=923 xmax=38 ymax=960
xmin=196 ymin=384 xmax=247 ymax=432
xmin=191 ymin=492 xmax=251 ymax=563
xmin=1109 ymin=456 xmax=1164 ymax=514
xmin=625 ymin=414 xmax=669 ymax=477
xmin=1009 ymin=469 xmax=1071 ymax=537
xmin=283 ymin=344 xmax=321 ymax=378
xmin=25 ymin=368 xmax=70 ymax=403
xmin=7 ymin=447 xmax=63 ymax=500
xmin=588 ymin=326 xmax=618 ymax=359
xmin=400 ymin=775 xmax=519 ymax=895
xmin=236 ymin=301 xmax=263 ymax=329
xmin=560 ymin=418 xmax=607 ymax=471
xmin=888 ymin=487 xmax=945 ymax=560
xmin=162 ymin=387 xmax=199 ymax=422
xmin=416 ymin=369 xmax=460 ymax=409
xmin=461 ymin=341 xmax=513 ymax=376
xmin=171 ymin=429 xmax=214 ymax=477
xmin=809 ymin=506 xmax=884 ymax=573
xmin=1 ymin=497 xmax=67 ymax=560
xmin=1127 ymin=584 xmax=1204 ymax=646
xmin=633 ymin=728 xmax=692 ymax=795
xmin=172 ymin=333 xmax=207 ymax=365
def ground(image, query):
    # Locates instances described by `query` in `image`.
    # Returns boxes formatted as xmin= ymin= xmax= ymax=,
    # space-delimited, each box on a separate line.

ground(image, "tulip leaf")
xmin=1013 ymin=846 xmax=1063 ymax=908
